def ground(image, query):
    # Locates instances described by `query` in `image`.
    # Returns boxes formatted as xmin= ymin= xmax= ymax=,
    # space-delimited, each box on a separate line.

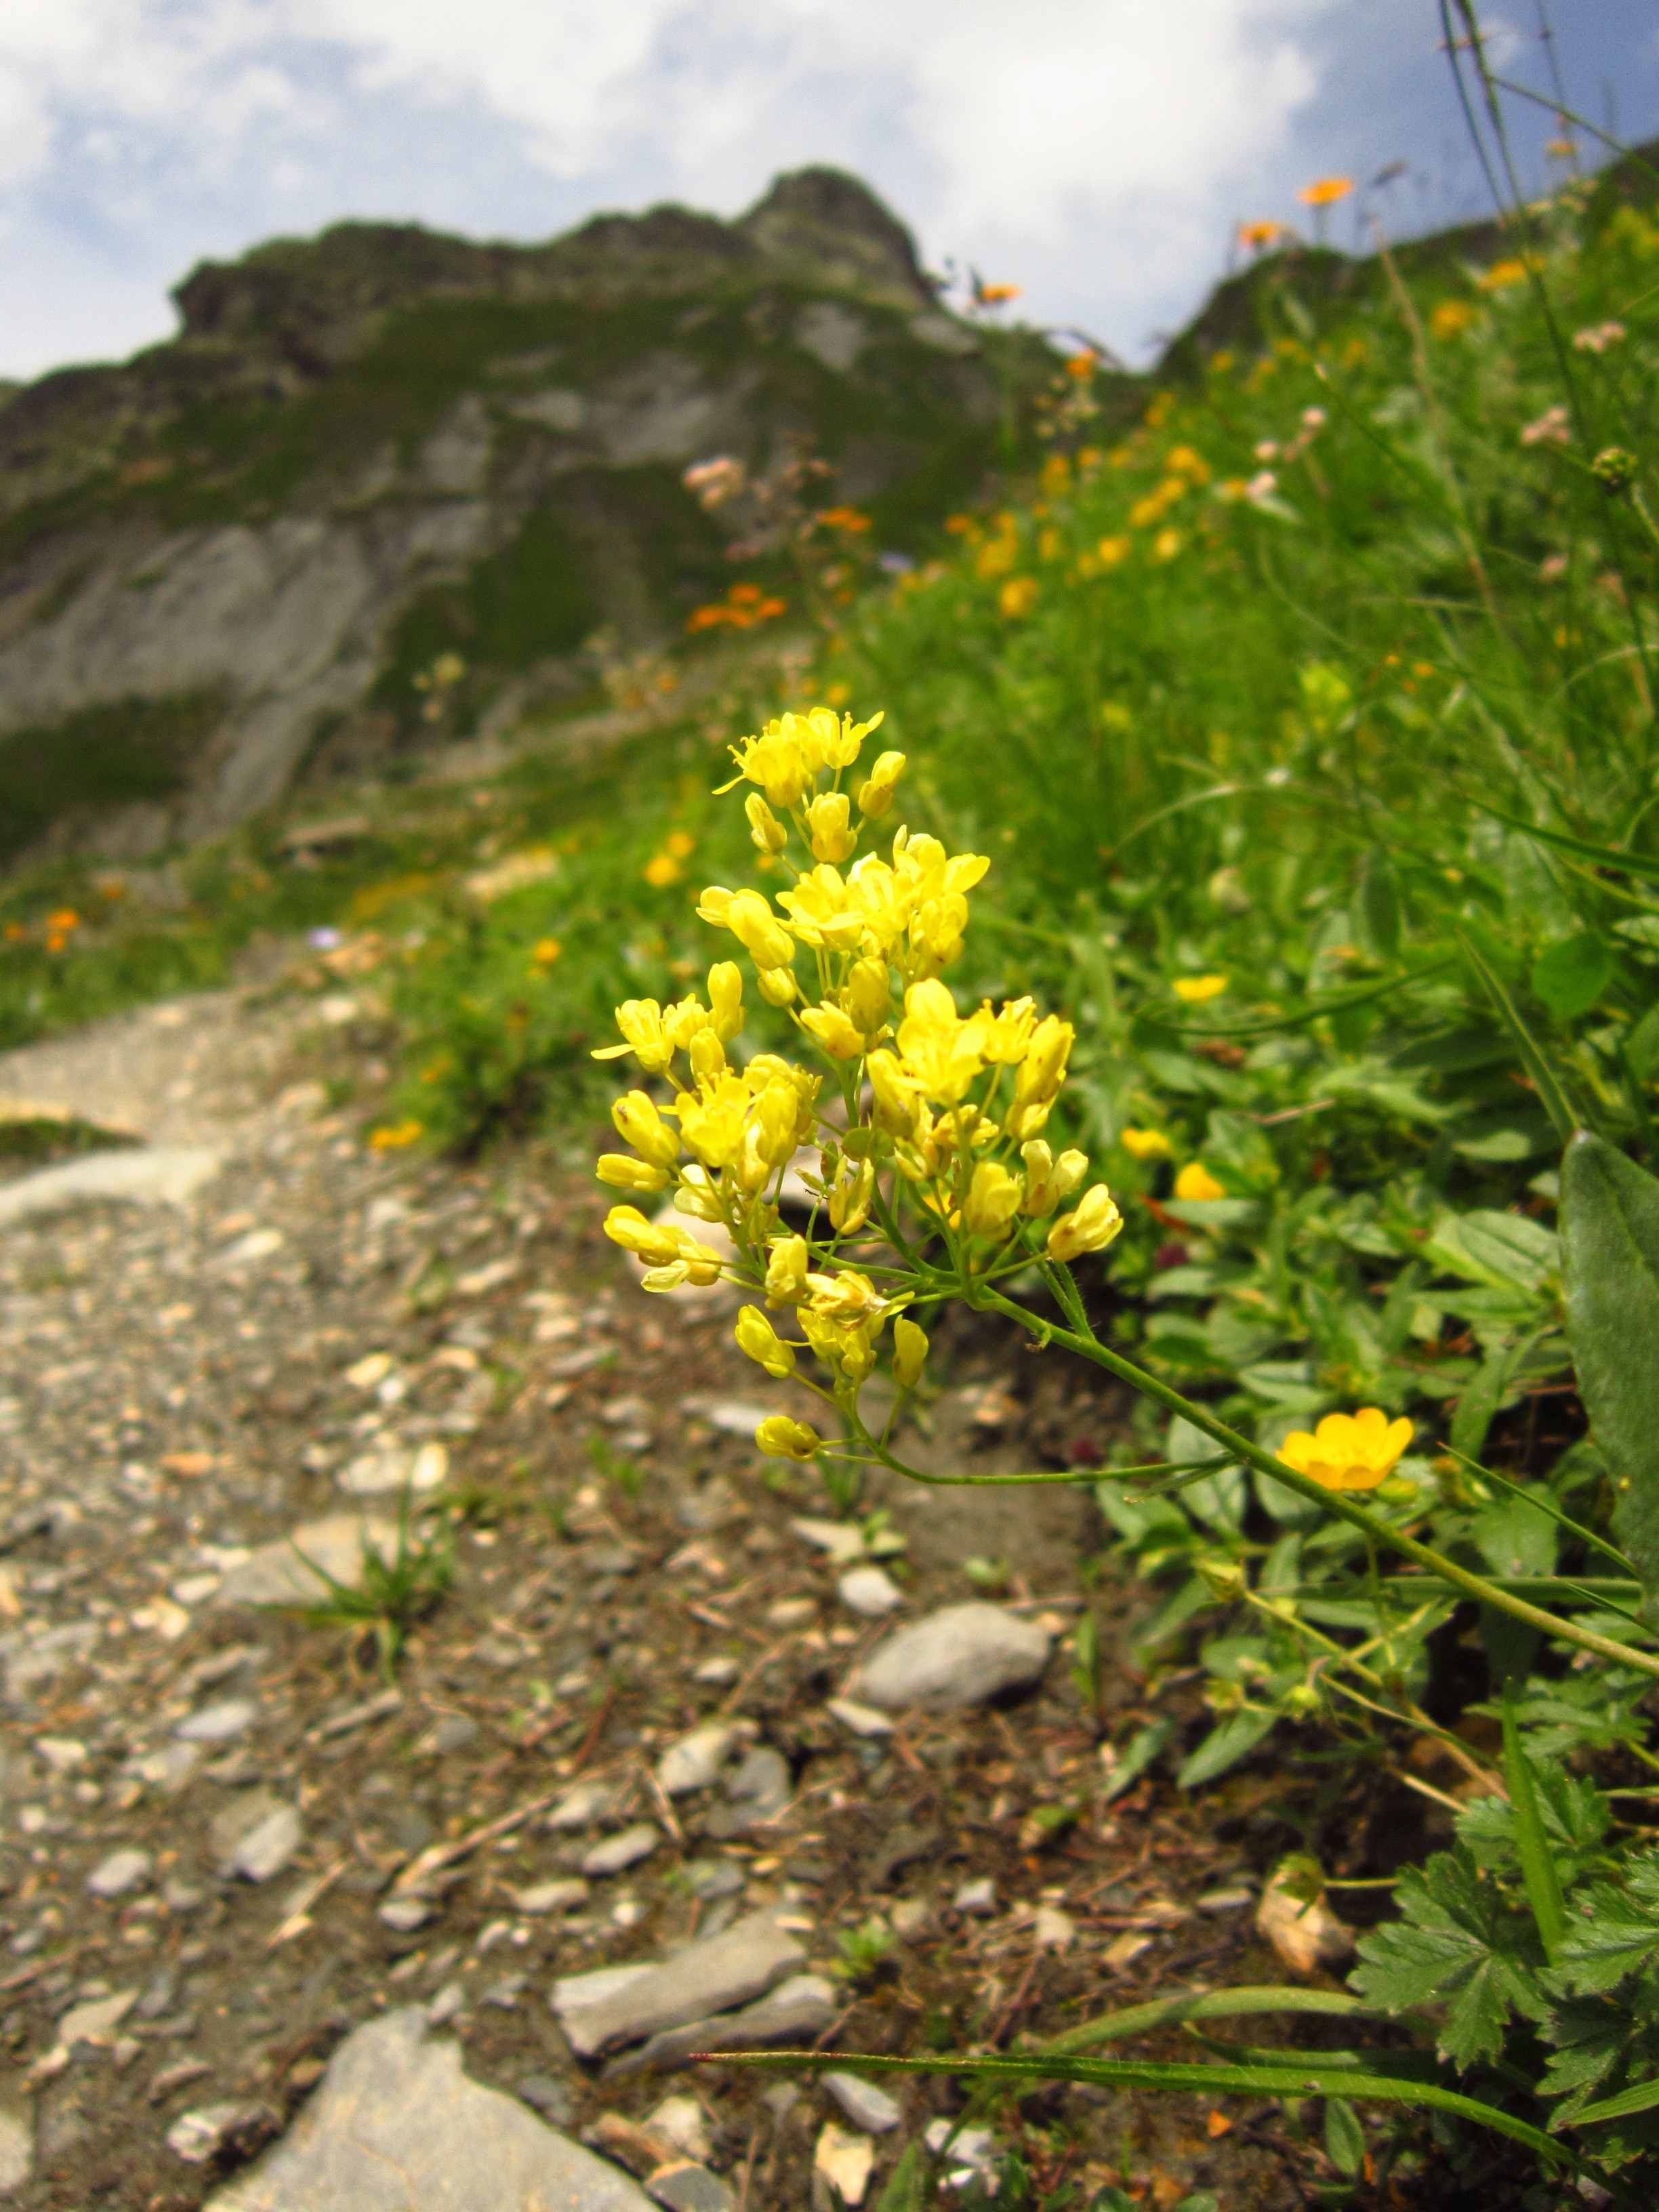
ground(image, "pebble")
xmin=824 ymin=2072 xmax=901 ymax=2133
xmin=656 ymin=1723 xmax=737 ymax=1797
xmin=702 ymin=1401 xmax=776 ymax=1437
xmin=1196 ymin=1885 xmax=1256 ymax=1914
xmin=617 ymin=1973 xmax=838 ymax=2076
xmin=647 ymin=2166 xmax=734 ymax=2212
xmin=824 ymin=1696 xmax=894 ymax=1738
xmin=954 ymin=1878 xmax=996 ymax=1916
xmin=645 ymin=2096 xmax=714 ymax=2163
xmin=548 ymin=1780 xmax=617 ymax=1832
xmin=339 ymin=1441 xmax=448 ymax=1497
xmin=766 ymin=1596 xmax=818 ymax=1629
xmin=790 ymin=1516 xmax=867 ymax=1563
xmin=378 ymin=1896 xmax=434 ymax=1934
xmin=216 ymin=1516 xmax=397 ymax=1608
xmin=682 ymin=1859 xmax=745 ymax=1902
xmin=428 ymin=1714 xmax=479 ymax=1754
xmin=189 ymin=2009 xmax=653 ymax=2209
xmin=226 ymin=1804 xmax=303 ymax=1883
xmin=552 ymin=1911 xmax=805 ymax=2059
xmin=582 ymin=1824 xmax=660 ymax=1878
xmin=837 ymin=1566 xmax=901 ymax=1618
xmin=166 ymin=2100 xmax=278 ymax=2165
xmin=889 ymin=1898 xmax=933 ymax=1940
xmin=427 ymin=1983 xmax=466 ymax=2028
xmin=516 ymin=2076 xmax=575 ymax=2127
xmin=692 ymin=1657 xmax=739 ymax=1686
xmin=175 ymin=1698 xmax=257 ymax=1744
xmin=924 ymin=2119 xmax=997 ymax=2185
xmin=1256 ymin=1864 xmax=1353 ymax=1975
xmin=87 ymin=1847 xmax=152 ymax=1900
xmin=56 ymin=1989 xmax=137 ymax=2051
xmin=1033 ymin=1904 xmax=1076 ymax=1952
xmin=704 ymin=1746 xmax=791 ymax=1839
xmin=854 ymin=1603 xmax=1050 ymax=1711
xmin=514 ymin=1878 xmax=589 ymax=1915
xmin=0 ymin=2106 xmax=31 ymax=2194
xmin=815 ymin=2123 xmax=874 ymax=2207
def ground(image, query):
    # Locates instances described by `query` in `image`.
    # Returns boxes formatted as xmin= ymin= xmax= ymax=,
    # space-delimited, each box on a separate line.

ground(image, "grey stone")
xmin=582 ymin=1824 xmax=659 ymax=1878
xmin=87 ymin=1847 xmax=152 ymax=1900
xmin=682 ymin=1859 xmax=745 ymax=1902
xmin=226 ymin=1805 xmax=302 ymax=1883
xmin=55 ymin=1989 xmax=137 ymax=2051
xmin=176 ymin=1698 xmax=257 ymax=1744
xmin=516 ymin=2076 xmax=575 ymax=2127
xmin=514 ymin=1878 xmax=588 ymax=1916
xmin=647 ymin=2165 xmax=735 ymax=2212
xmin=548 ymin=1780 xmax=617 ymax=1832
xmin=210 ymin=1790 xmax=287 ymax=1870
xmin=430 ymin=1715 xmax=478 ymax=1754
xmin=656 ymin=1724 xmax=736 ymax=1797
xmin=703 ymin=1746 xmax=790 ymax=1839
xmin=0 ymin=1146 xmax=221 ymax=1225
xmin=954 ymin=1878 xmax=996 ymax=1916
xmin=0 ymin=2104 xmax=31 ymax=2196
xmin=549 ymin=1963 xmax=654 ymax=2051
xmin=205 ymin=2009 xmax=652 ymax=2211
xmin=217 ymin=1516 xmax=398 ymax=1610
xmin=615 ymin=1973 xmax=837 ymax=2076
xmin=837 ymin=1567 xmax=901 ymax=1618
xmin=427 ymin=1984 xmax=465 ymax=2028
xmin=554 ymin=1912 xmax=804 ymax=2059
xmin=888 ymin=1898 xmax=933 ymax=1941
xmin=854 ymin=1603 xmax=1050 ymax=1711
xmin=823 ymin=2074 xmax=901 ymax=2133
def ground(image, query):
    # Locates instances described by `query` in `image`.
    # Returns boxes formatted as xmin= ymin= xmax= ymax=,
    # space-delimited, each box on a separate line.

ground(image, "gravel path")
xmin=0 ymin=981 xmax=1304 ymax=2212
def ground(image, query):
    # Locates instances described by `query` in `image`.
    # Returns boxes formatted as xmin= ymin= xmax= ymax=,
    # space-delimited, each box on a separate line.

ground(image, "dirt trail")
xmin=0 ymin=981 xmax=1299 ymax=2212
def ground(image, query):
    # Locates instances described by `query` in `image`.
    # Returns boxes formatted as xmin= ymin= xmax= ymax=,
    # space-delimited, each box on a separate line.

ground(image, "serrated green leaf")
xmin=1349 ymin=1847 xmax=1547 ymax=2067
xmin=1561 ymin=1132 xmax=1659 ymax=1620
xmin=1456 ymin=1761 xmax=1609 ymax=1884
xmin=1551 ymin=1851 xmax=1659 ymax=1994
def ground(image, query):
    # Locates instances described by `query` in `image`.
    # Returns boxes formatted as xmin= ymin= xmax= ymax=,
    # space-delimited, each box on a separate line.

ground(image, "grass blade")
xmin=1454 ymin=926 xmax=1580 ymax=1143
xmin=1470 ymin=800 xmax=1659 ymax=886
xmin=1502 ymin=1690 xmax=1568 ymax=1959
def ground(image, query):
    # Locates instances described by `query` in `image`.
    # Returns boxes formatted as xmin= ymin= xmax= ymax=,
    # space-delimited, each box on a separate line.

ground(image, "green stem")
xmin=975 ymin=1286 xmax=1659 ymax=1683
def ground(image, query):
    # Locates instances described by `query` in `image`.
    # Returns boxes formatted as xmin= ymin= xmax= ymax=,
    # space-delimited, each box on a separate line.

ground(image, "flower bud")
xmin=855 ymin=749 xmax=906 ymax=819
xmin=867 ymin=1048 xmax=918 ymax=1135
xmin=736 ymin=1305 xmax=796 ymax=1378
xmin=689 ymin=1029 xmax=726 ymax=1086
xmin=1046 ymin=1184 xmax=1124 ymax=1263
xmin=893 ymin=1315 xmax=928 ymax=1389
xmin=844 ymin=958 xmax=892 ymax=1039
xmin=756 ymin=1414 xmax=822 ymax=1461
xmin=673 ymin=1168 xmax=724 ymax=1221
xmin=708 ymin=961 xmax=745 ymax=1041
xmin=829 ymin=1157 xmax=875 ymax=1234
xmin=745 ymin=792 xmax=788 ymax=853
xmin=805 ymin=791 xmax=858 ymax=864
xmin=603 ymin=1205 xmax=682 ymax=1265
xmin=756 ymin=965 xmax=798 ymax=1008
xmin=801 ymin=1000 xmax=865 ymax=1061
xmin=726 ymin=890 xmax=796 ymax=970
xmin=611 ymin=1090 xmax=682 ymax=1168
xmin=765 ymin=1233 xmax=811 ymax=1305
xmin=596 ymin=1154 xmax=670 ymax=1193
xmin=963 ymin=1159 xmax=1023 ymax=1240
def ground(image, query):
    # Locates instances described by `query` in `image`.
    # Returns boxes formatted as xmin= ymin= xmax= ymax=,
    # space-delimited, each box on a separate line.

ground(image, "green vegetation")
xmin=0 ymin=688 xmax=224 ymax=863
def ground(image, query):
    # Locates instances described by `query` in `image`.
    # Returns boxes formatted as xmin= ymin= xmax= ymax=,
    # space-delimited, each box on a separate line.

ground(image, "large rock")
xmin=853 ymin=1603 xmax=1050 ymax=1711
xmin=207 ymin=2007 xmax=651 ymax=2212
xmin=552 ymin=1912 xmax=804 ymax=2060
xmin=0 ymin=1146 xmax=220 ymax=1224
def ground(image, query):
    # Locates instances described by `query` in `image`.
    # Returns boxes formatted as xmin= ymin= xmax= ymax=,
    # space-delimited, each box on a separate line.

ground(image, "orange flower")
xmin=817 ymin=506 xmax=872 ymax=533
xmin=1173 ymin=1162 xmax=1227 ymax=1202
xmin=977 ymin=282 xmax=1020 ymax=306
xmin=1238 ymin=219 xmax=1286 ymax=250
xmin=1298 ymin=177 xmax=1353 ymax=208
xmin=1279 ymin=1408 xmax=1413 ymax=1492
xmin=367 ymin=1120 xmax=424 ymax=1152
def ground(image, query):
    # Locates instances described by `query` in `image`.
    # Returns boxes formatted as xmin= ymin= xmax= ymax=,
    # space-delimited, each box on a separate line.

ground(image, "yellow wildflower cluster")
xmin=591 ymin=703 xmax=1124 ymax=1461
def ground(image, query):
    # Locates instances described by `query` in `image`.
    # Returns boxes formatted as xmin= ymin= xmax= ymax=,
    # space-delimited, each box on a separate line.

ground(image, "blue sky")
xmin=2 ymin=1 xmax=1657 ymax=383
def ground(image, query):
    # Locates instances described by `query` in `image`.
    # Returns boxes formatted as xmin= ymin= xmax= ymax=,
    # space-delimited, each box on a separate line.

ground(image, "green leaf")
xmin=1561 ymin=1132 xmax=1659 ymax=1619
xmin=1532 ymin=932 xmax=1614 ymax=1022
xmin=1456 ymin=928 xmax=1579 ymax=1143
xmin=1455 ymin=1761 xmax=1609 ymax=1885
xmin=1357 ymin=847 xmax=1402 ymax=961
xmin=1101 ymin=1718 xmax=1174 ymax=1805
xmin=1428 ymin=1209 xmax=1559 ymax=1293
xmin=1349 ymin=1847 xmax=1547 ymax=2067
xmin=1176 ymin=1707 xmax=1277 ymax=1790
xmin=1502 ymin=1694 xmax=1568 ymax=1959
xmin=1571 ymin=2073 xmax=1659 ymax=2126
xmin=1629 ymin=1003 xmax=1659 ymax=1082
xmin=1323 ymin=2095 xmax=1366 ymax=2177
xmin=1550 ymin=1850 xmax=1659 ymax=1994
xmin=874 ymin=2143 xmax=930 ymax=2212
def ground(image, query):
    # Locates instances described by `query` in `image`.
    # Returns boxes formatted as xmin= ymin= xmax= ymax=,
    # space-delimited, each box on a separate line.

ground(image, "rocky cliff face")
xmin=0 ymin=169 xmax=1048 ymax=864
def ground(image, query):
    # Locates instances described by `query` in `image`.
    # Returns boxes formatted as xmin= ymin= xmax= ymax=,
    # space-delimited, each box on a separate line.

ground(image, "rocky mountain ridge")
xmin=0 ymin=169 xmax=1048 ymax=865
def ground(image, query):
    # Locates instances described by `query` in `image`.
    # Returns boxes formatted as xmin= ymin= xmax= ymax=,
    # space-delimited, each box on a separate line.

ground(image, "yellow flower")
xmin=367 ymin=1120 xmax=423 ymax=1151
xmin=611 ymin=1090 xmax=682 ymax=1168
xmin=896 ymin=979 xmax=989 ymax=1105
xmin=596 ymin=1154 xmax=670 ymax=1193
xmin=756 ymin=966 xmax=798 ymax=1007
xmin=1096 ymin=535 xmax=1130 ymax=567
xmin=1279 ymin=1408 xmax=1413 ymax=1492
xmin=800 ymin=1000 xmax=866 ymax=1061
xmin=893 ymin=1315 xmax=928 ymax=1389
xmin=1005 ymin=1013 xmax=1074 ymax=1139
xmin=756 ymin=1415 xmax=822 ymax=1461
xmin=979 ymin=995 xmax=1036 ymax=1065
xmin=592 ymin=998 xmax=674 ymax=1071
xmin=643 ymin=850 xmax=683 ymax=888
xmin=962 ymin=1160 xmax=1024 ymax=1240
xmin=1298 ymin=176 xmax=1353 ymax=208
xmin=805 ymin=1269 xmax=886 ymax=1325
xmin=765 ymin=1234 xmax=811 ymax=1305
xmin=1046 ymin=1185 xmax=1124 ymax=1263
xmin=1174 ymin=1162 xmax=1227 ymax=1202
xmin=708 ymin=962 xmax=745 ymax=1041
xmin=1021 ymin=1139 xmax=1087 ymax=1215
xmin=1120 ymin=1126 xmax=1173 ymax=1161
xmin=602 ymin=1205 xmax=682 ymax=1265
xmin=736 ymin=1305 xmax=796 ymax=1379
xmin=999 ymin=575 xmax=1039 ymax=619
xmin=1431 ymin=298 xmax=1477 ymax=339
xmin=1151 ymin=527 xmax=1183 ymax=563
xmin=1173 ymin=974 xmax=1228 ymax=1003
xmin=531 ymin=937 xmax=562 ymax=967
xmin=855 ymin=750 xmax=906 ymax=819
xmin=745 ymin=793 xmax=787 ymax=853
xmin=805 ymin=791 xmax=858 ymax=864
xmin=828 ymin=1156 xmax=876 ymax=1234
xmin=1478 ymin=256 xmax=1534 ymax=291
xmin=843 ymin=958 xmax=892 ymax=1040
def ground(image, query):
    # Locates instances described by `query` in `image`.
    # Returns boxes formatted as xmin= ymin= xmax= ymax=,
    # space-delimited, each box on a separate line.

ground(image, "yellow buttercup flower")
xmin=1173 ymin=975 xmax=1228 ymax=1004
xmin=1120 ymin=1126 xmax=1174 ymax=1161
xmin=1279 ymin=1409 xmax=1413 ymax=1492
xmin=1174 ymin=1162 xmax=1227 ymax=1202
